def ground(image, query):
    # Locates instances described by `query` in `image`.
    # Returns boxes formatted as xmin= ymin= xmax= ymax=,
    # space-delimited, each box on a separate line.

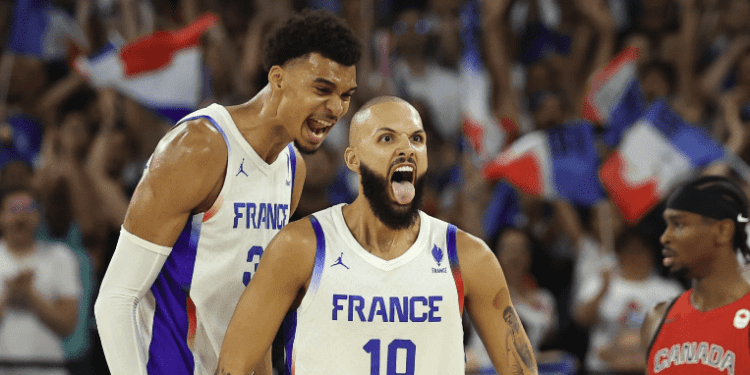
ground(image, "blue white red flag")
xmin=482 ymin=121 xmax=605 ymax=207
xmin=7 ymin=0 xmax=89 ymax=61
xmin=74 ymin=13 xmax=218 ymax=122
xmin=581 ymin=46 xmax=646 ymax=147
xmin=599 ymin=100 xmax=725 ymax=223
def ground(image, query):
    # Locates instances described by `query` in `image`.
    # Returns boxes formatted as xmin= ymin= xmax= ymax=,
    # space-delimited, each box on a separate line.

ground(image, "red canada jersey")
xmin=647 ymin=289 xmax=750 ymax=375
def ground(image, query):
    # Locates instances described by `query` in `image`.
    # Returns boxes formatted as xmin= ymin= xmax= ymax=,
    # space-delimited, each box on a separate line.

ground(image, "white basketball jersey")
xmin=138 ymin=104 xmax=297 ymax=374
xmin=281 ymin=204 xmax=465 ymax=375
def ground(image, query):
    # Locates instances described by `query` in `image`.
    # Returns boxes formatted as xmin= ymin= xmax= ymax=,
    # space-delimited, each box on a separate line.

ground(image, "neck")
xmin=691 ymin=253 xmax=750 ymax=312
xmin=5 ymin=238 xmax=35 ymax=257
xmin=342 ymin=197 xmax=421 ymax=261
xmin=227 ymin=85 xmax=293 ymax=164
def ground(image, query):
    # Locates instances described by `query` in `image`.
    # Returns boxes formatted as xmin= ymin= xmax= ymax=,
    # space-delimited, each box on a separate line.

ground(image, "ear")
xmin=344 ymin=147 xmax=359 ymax=173
xmin=715 ymin=219 xmax=736 ymax=247
xmin=268 ymin=65 xmax=284 ymax=90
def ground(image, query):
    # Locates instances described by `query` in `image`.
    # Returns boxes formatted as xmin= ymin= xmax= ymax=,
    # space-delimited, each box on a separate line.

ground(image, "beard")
xmin=359 ymin=161 xmax=425 ymax=230
xmin=293 ymin=140 xmax=318 ymax=155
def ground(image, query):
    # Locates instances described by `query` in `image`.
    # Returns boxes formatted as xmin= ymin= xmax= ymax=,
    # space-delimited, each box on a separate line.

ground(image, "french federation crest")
xmin=432 ymin=245 xmax=444 ymax=267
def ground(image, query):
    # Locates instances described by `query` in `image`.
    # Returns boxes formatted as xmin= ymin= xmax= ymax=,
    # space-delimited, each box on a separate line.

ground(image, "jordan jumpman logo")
xmin=236 ymin=158 xmax=248 ymax=177
xmin=331 ymin=252 xmax=349 ymax=269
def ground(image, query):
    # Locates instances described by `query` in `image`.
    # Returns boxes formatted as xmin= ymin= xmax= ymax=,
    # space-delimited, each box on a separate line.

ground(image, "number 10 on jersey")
xmin=363 ymin=339 xmax=415 ymax=375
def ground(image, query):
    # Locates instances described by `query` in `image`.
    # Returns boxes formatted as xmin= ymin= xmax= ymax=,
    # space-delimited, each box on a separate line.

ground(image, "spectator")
xmin=572 ymin=228 xmax=682 ymax=373
xmin=466 ymin=227 xmax=578 ymax=375
xmin=0 ymin=185 xmax=81 ymax=375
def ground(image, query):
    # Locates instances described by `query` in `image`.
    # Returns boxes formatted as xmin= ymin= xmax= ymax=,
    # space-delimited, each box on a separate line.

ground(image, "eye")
xmin=412 ymin=134 xmax=423 ymax=142
xmin=341 ymin=93 xmax=352 ymax=101
xmin=315 ymin=87 xmax=331 ymax=95
xmin=380 ymin=134 xmax=392 ymax=142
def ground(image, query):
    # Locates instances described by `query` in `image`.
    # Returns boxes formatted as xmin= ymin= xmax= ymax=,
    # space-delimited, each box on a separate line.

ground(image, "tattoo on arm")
xmin=502 ymin=306 xmax=536 ymax=371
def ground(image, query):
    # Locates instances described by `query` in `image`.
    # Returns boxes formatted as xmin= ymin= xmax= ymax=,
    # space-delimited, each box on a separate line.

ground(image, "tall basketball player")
xmin=215 ymin=97 xmax=538 ymax=375
xmin=93 ymin=10 xmax=361 ymax=375
xmin=642 ymin=175 xmax=750 ymax=374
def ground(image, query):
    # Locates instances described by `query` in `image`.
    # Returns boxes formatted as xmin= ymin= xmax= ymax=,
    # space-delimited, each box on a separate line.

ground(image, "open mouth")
xmin=390 ymin=164 xmax=416 ymax=205
xmin=305 ymin=118 xmax=335 ymax=142
xmin=662 ymin=248 xmax=676 ymax=267
xmin=391 ymin=165 xmax=415 ymax=184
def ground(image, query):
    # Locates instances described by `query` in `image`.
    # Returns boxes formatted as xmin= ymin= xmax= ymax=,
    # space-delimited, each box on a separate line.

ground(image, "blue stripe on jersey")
xmin=446 ymin=224 xmax=458 ymax=264
xmin=281 ymin=311 xmax=297 ymax=375
xmin=146 ymin=215 xmax=202 ymax=374
xmin=280 ymin=216 xmax=326 ymax=374
xmin=180 ymin=115 xmax=231 ymax=154
xmin=308 ymin=216 xmax=327 ymax=296
xmin=288 ymin=143 xmax=297 ymax=200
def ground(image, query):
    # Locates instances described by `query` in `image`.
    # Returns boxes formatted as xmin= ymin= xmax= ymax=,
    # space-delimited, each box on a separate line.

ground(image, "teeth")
xmin=310 ymin=119 xmax=333 ymax=128
xmin=396 ymin=166 xmax=413 ymax=173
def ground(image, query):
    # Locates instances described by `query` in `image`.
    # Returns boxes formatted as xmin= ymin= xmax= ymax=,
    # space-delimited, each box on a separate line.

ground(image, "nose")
xmin=660 ymin=227 xmax=671 ymax=246
xmin=325 ymin=96 xmax=345 ymax=118
xmin=395 ymin=133 xmax=416 ymax=157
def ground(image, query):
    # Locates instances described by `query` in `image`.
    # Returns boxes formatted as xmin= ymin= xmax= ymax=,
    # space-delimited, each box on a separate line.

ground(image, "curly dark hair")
xmin=263 ymin=9 xmax=362 ymax=71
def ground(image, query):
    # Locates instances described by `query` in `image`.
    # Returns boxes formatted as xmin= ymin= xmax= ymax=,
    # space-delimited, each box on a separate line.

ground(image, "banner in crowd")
xmin=599 ymin=100 xmax=725 ymax=223
xmin=482 ymin=121 xmax=605 ymax=207
xmin=7 ymin=0 xmax=89 ymax=61
xmin=74 ymin=13 xmax=218 ymax=122
xmin=581 ymin=46 xmax=646 ymax=147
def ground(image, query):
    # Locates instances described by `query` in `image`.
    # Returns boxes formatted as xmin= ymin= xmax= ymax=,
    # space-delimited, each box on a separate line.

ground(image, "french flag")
xmin=581 ymin=46 xmax=646 ymax=147
xmin=7 ymin=0 xmax=89 ymax=61
xmin=599 ymin=100 xmax=725 ymax=223
xmin=482 ymin=121 xmax=605 ymax=207
xmin=75 ymin=13 xmax=218 ymax=122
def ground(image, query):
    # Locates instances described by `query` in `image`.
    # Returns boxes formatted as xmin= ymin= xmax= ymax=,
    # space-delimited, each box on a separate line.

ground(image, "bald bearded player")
xmin=214 ymin=96 xmax=538 ymax=375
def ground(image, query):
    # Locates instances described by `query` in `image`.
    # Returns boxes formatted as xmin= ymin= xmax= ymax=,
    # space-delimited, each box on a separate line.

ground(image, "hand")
xmin=5 ymin=270 xmax=37 ymax=308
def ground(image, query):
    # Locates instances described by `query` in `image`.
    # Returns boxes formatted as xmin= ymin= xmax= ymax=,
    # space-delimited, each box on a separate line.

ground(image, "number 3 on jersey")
xmin=242 ymin=245 xmax=263 ymax=286
xmin=363 ymin=339 xmax=415 ymax=375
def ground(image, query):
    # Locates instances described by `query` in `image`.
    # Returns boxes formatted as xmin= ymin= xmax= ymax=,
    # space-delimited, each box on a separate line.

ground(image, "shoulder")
xmin=454 ymin=228 xmax=496 ymax=267
xmin=262 ymin=217 xmax=319 ymax=284
xmin=641 ymin=297 xmax=679 ymax=349
xmin=270 ymin=217 xmax=318 ymax=251
xmin=148 ymin=118 xmax=227 ymax=174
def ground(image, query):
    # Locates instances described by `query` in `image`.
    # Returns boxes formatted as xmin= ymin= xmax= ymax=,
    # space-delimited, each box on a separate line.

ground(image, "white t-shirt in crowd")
xmin=0 ymin=240 xmax=82 ymax=375
xmin=576 ymin=271 xmax=682 ymax=372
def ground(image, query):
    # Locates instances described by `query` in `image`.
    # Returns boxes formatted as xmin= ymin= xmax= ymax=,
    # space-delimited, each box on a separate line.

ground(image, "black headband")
xmin=666 ymin=183 xmax=747 ymax=222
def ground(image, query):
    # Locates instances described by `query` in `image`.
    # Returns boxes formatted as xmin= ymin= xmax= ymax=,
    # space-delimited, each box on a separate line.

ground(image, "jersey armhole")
xmin=646 ymin=295 xmax=681 ymax=357
xmin=446 ymin=224 xmax=464 ymax=314
xmin=288 ymin=143 xmax=297 ymax=203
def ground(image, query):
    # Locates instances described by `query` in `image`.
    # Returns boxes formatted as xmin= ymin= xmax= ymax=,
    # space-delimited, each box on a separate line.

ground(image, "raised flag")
xmin=74 ymin=13 xmax=218 ymax=122
xmin=599 ymin=100 xmax=725 ymax=223
xmin=7 ymin=0 xmax=89 ymax=61
xmin=581 ymin=46 xmax=646 ymax=147
xmin=482 ymin=121 xmax=605 ymax=207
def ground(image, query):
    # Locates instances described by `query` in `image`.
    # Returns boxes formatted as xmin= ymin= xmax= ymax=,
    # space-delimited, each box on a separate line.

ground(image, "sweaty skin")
xmin=216 ymin=97 xmax=538 ymax=375
xmin=99 ymin=52 xmax=356 ymax=375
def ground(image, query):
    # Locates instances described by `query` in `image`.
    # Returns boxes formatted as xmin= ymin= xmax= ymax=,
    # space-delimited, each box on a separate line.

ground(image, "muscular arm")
xmin=460 ymin=231 xmax=538 ymax=375
xmin=216 ymin=220 xmax=317 ymax=375
xmin=95 ymin=120 xmax=227 ymax=374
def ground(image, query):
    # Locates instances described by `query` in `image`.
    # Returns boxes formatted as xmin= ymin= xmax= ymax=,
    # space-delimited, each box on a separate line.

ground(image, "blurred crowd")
xmin=2 ymin=0 xmax=750 ymax=374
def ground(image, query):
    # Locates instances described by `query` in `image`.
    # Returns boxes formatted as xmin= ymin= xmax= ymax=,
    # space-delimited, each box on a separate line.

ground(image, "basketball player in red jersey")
xmin=642 ymin=175 xmax=750 ymax=375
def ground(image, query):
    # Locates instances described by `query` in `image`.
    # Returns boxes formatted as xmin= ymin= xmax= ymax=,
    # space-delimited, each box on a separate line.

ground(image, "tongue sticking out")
xmin=391 ymin=181 xmax=415 ymax=205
